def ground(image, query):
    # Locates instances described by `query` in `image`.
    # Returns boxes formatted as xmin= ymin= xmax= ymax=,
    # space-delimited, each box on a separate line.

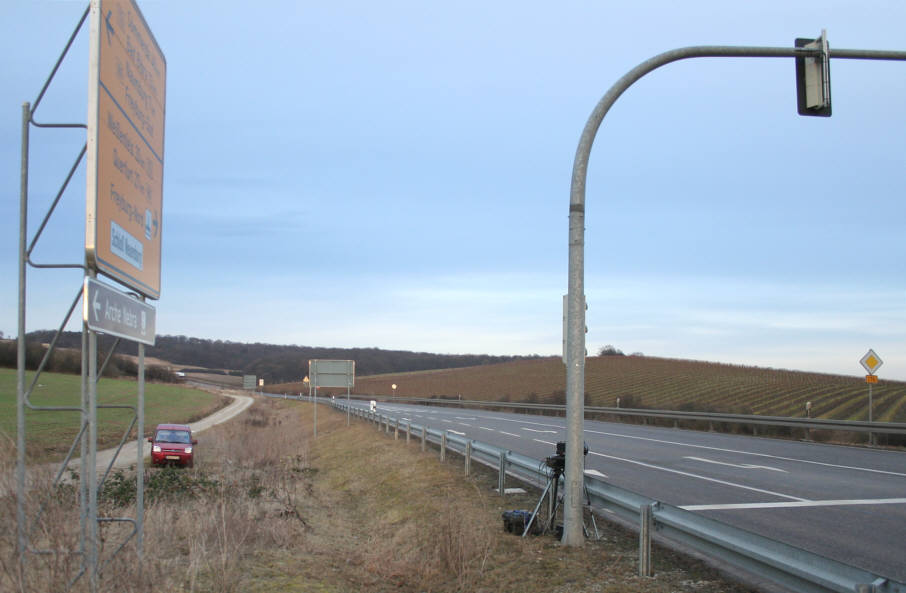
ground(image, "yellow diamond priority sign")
xmin=859 ymin=349 xmax=883 ymax=375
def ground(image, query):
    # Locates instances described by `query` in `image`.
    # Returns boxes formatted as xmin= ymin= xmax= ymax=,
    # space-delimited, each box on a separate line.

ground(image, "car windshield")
xmin=156 ymin=430 xmax=191 ymax=444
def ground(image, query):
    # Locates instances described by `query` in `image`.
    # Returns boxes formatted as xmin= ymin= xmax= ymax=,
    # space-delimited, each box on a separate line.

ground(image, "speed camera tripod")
xmin=522 ymin=442 xmax=599 ymax=539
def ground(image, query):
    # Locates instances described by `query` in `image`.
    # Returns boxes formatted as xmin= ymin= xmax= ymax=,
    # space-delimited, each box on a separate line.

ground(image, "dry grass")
xmin=1 ymin=397 xmax=757 ymax=592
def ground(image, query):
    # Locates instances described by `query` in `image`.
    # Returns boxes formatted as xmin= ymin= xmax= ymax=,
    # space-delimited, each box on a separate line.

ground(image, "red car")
xmin=148 ymin=423 xmax=197 ymax=468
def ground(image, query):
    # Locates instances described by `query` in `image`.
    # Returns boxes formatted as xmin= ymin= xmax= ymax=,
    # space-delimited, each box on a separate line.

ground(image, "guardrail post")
xmin=498 ymin=451 xmax=507 ymax=495
xmin=440 ymin=432 xmax=447 ymax=462
xmin=465 ymin=441 xmax=472 ymax=476
xmin=421 ymin=425 xmax=426 ymax=452
xmin=394 ymin=418 xmax=399 ymax=440
xmin=405 ymin=421 xmax=411 ymax=444
xmin=639 ymin=503 xmax=654 ymax=577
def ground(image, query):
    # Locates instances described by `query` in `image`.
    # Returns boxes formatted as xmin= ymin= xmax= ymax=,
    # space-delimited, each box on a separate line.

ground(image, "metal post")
xmin=465 ymin=441 xmax=472 ymax=476
xmin=498 ymin=451 xmax=506 ymax=495
xmin=440 ymin=432 xmax=446 ymax=462
xmin=565 ymin=44 xmax=809 ymax=548
xmin=346 ymin=384 xmax=350 ymax=426
xmin=406 ymin=421 xmax=410 ymax=444
xmin=563 ymin=41 xmax=906 ymax=547
xmin=87 ymin=328 xmax=99 ymax=591
xmin=868 ymin=382 xmax=874 ymax=445
xmin=421 ymin=425 xmax=426 ymax=452
xmin=313 ymin=387 xmax=317 ymax=438
xmin=394 ymin=418 xmax=399 ymax=440
xmin=136 ymin=337 xmax=145 ymax=561
xmin=639 ymin=503 xmax=653 ymax=577
xmin=16 ymin=100 xmax=30 ymax=570
xmin=79 ymin=323 xmax=89 ymax=571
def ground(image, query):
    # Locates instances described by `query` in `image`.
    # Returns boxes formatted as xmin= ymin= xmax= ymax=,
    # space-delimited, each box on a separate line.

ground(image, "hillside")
xmin=277 ymin=355 xmax=906 ymax=423
xmin=14 ymin=332 xmax=536 ymax=383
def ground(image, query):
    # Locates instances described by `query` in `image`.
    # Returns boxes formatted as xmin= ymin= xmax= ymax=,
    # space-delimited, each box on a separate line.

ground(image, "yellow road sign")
xmin=866 ymin=375 xmax=879 ymax=384
xmin=86 ymin=0 xmax=166 ymax=298
xmin=859 ymin=349 xmax=883 ymax=375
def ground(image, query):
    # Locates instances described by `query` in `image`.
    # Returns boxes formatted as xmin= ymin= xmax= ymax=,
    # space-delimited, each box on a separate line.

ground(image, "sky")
xmin=2 ymin=0 xmax=905 ymax=380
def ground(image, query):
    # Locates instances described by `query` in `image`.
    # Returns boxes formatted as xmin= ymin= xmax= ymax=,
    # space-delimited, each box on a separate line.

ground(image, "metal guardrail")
xmin=328 ymin=394 xmax=906 ymax=438
xmin=329 ymin=398 xmax=905 ymax=593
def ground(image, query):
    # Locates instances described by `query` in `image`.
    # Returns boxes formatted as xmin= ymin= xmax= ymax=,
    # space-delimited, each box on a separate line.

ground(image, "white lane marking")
xmin=458 ymin=422 xmax=472 ymax=427
xmin=448 ymin=430 xmax=466 ymax=436
xmin=455 ymin=416 xmax=477 ymax=420
xmin=499 ymin=431 xmax=521 ymax=438
xmin=522 ymin=428 xmax=558 ymax=434
xmin=682 ymin=498 xmax=906 ymax=511
xmin=534 ymin=439 xmax=557 ymax=446
xmin=585 ymin=429 xmax=906 ymax=478
xmin=584 ymin=469 xmax=608 ymax=479
xmin=441 ymin=419 xmax=452 ymax=423
xmin=479 ymin=427 xmax=494 ymax=431
xmin=685 ymin=456 xmax=788 ymax=473
xmin=588 ymin=451 xmax=808 ymax=502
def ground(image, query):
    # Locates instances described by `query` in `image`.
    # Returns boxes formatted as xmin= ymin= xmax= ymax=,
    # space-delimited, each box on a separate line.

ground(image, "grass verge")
xmin=0 ymin=368 xmax=230 ymax=463
xmin=1 ymin=397 xmax=757 ymax=592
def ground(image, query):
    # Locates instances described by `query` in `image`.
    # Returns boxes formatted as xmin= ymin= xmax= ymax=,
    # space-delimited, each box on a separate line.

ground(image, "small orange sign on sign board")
xmin=86 ymin=0 xmax=166 ymax=298
xmin=866 ymin=375 xmax=878 ymax=384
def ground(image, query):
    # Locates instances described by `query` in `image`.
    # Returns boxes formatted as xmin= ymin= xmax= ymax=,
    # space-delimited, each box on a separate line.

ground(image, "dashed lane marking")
xmin=589 ymin=451 xmax=808 ymax=502
xmin=682 ymin=498 xmax=906 ymax=511
xmin=684 ymin=456 xmax=788 ymax=473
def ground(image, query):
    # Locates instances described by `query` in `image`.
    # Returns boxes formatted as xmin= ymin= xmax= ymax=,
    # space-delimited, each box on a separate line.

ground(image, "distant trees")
xmin=0 ymin=338 xmax=177 ymax=382
xmin=597 ymin=345 xmax=625 ymax=357
xmin=9 ymin=331 xmax=535 ymax=384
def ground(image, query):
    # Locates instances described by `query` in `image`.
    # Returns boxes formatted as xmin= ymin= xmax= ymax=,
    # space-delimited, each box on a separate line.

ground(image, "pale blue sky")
xmin=2 ymin=1 xmax=905 ymax=379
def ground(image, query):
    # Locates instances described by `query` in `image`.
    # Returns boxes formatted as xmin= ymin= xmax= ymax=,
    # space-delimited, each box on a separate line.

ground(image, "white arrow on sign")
xmin=92 ymin=290 xmax=101 ymax=322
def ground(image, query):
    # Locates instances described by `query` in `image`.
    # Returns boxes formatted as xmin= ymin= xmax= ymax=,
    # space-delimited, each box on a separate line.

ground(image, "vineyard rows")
xmin=343 ymin=355 xmax=906 ymax=423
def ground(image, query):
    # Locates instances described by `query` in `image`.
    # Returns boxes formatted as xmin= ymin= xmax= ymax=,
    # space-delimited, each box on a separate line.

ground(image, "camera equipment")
xmin=524 ymin=441 xmax=597 ymax=539
xmin=543 ymin=441 xmax=589 ymax=474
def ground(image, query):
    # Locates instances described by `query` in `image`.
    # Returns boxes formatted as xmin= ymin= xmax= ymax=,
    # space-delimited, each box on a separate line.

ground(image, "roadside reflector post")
xmin=440 ymin=432 xmax=447 ymax=462
xmin=465 ymin=441 xmax=472 ymax=476
xmin=639 ymin=503 xmax=654 ymax=577
xmin=498 ymin=451 xmax=507 ymax=495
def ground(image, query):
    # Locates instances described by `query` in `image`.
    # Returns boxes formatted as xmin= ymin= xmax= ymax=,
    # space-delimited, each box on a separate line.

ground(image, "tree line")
xmin=3 ymin=332 xmax=538 ymax=384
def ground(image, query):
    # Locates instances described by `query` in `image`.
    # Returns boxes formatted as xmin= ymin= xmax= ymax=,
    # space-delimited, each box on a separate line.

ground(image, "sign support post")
xmin=860 ymin=349 xmax=883 ymax=445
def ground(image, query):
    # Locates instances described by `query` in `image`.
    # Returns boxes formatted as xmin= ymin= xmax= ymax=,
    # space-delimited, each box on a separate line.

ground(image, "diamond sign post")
xmin=859 ymin=349 xmax=883 ymax=444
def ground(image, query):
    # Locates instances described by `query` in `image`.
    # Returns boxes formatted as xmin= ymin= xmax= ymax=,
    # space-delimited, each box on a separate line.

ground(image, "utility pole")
xmin=563 ymin=37 xmax=906 ymax=546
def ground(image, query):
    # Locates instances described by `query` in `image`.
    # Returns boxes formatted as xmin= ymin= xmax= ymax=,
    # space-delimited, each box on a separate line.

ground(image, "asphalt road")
xmin=347 ymin=399 xmax=906 ymax=583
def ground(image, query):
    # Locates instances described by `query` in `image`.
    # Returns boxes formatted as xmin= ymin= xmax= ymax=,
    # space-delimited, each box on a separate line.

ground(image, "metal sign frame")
xmin=16 ymin=3 xmax=165 ymax=590
xmin=309 ymin=359 xmax=356 ymax=428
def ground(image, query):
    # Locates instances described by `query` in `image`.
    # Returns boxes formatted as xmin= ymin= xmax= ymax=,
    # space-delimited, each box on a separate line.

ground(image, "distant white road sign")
xmin=83 ymin=277 xmax=156 ymax=345
xmin=309 ymin=359 xmax=355 ymax=389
